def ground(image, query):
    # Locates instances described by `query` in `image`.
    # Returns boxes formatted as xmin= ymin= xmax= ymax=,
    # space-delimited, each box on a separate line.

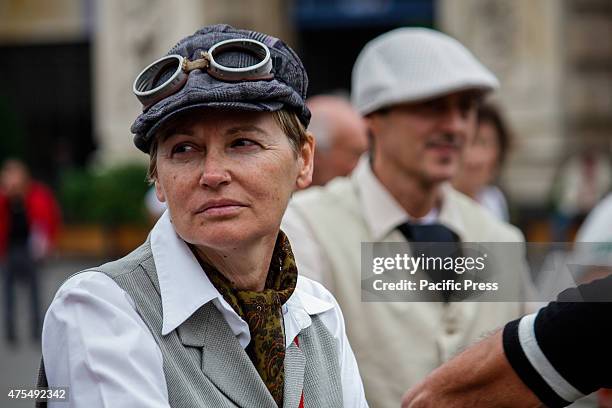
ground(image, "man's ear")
xmin=364 ymin=114 xmax=380 ymax=141
xmin=296 ymin=132 xmax=315 ymax=190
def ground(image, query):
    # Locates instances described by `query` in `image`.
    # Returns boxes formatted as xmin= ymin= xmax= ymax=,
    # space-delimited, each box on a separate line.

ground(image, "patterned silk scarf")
xmin=193 ymin=231 xmax=297 ymax=407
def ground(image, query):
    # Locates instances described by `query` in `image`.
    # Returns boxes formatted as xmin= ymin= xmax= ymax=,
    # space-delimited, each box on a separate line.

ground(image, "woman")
xmin=453 ymin=102 xmax=512 ymax=221
xmin=39 ymin=25 xmax=367 ymax=408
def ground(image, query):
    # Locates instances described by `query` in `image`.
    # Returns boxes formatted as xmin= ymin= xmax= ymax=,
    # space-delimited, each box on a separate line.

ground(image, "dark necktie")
xmin=397 ymin=222 xmax=461 ymax=301
xmin=397 ymin=223 xmax=459 ymax=243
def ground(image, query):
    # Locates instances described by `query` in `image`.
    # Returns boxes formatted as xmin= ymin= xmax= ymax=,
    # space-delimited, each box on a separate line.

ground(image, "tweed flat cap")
xmin=131 ymin=24 xmax=310 ymax=153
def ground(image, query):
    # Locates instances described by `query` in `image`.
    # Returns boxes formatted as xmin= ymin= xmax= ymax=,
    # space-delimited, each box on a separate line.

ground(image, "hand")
xmin=29 ymin=228 xmax=50 ymax=260
xmin=401 ymin=330 xmax=543 ymax=408
xmin=598 ymin=389 xmax=612 ymax=408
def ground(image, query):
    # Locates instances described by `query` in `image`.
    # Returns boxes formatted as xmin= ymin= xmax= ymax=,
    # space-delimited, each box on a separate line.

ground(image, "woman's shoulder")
xmin=52 ymin=270 xmax=133 ymax=305
xmin=42 ymin=271 xmax=166 ymax=402
xmin=47 ymin=240 xmax=154 ymax=318
xmin=45 ymin=271 xmax=139 ymax=332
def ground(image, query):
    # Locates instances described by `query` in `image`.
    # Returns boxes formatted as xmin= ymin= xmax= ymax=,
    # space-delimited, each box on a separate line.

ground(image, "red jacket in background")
xmin=0 ymin=182 xmax=61 ymax=257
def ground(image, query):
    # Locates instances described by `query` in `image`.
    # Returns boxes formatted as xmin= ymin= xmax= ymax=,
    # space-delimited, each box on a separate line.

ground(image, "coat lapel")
xmin=177 ymin=302 xmax=277 ymax=408
xmin=282 ymin=341 xmax=305 ymax=408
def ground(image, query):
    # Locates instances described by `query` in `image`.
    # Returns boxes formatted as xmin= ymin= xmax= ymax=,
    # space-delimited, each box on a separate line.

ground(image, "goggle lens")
xmin=133 ymin=38 xmax=273 ymax=110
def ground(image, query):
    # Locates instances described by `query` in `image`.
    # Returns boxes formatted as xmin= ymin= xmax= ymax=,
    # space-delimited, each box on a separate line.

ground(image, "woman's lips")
xmin=196 ymin=200 xmax=247 ymax=217
xmin=200 ymin=205 xmax=245 ymax=217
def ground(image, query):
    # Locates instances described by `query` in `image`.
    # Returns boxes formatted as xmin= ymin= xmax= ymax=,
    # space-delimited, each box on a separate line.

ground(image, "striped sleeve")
xmin=503 ymin=276 xmax=612 ymax=407
xmin=503 ymin=315 xmax=573 ymax=407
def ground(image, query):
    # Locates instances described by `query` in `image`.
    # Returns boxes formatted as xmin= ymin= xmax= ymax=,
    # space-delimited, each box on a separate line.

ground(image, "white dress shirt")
xmin=42 ymin=210 xmax=367 ymax=407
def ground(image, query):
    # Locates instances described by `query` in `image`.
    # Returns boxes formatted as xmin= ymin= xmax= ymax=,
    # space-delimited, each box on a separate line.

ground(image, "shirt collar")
xmin=151 ymin=210 xmax=244 ymax=337
xmin=353 ymin=155 xmax=409 ymax=241
xmin=352 ymin=155 xmax=465 ymax=240
xmin=283 ymin=277 xmax=335 ymax=346
xmin=150 ymin=210 xmax=334 ymax=347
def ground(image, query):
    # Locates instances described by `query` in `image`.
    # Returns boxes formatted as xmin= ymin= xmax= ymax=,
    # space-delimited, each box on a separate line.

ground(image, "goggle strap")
xmin=182 ymin=51 xmax=211 ymax=73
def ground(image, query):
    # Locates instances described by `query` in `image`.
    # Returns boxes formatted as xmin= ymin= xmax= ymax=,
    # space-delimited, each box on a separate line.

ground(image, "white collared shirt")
xmin=42 ymin=211 xmax=367 ymax=407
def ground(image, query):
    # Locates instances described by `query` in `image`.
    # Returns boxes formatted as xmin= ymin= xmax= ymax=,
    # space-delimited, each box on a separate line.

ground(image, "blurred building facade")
xmin=439 ymin=0 xmax=612 ymax=209
xmin=0 ymin=0 xmax=611 ymax=211
xmin=0 ymin=0 xmax=95 ymax=186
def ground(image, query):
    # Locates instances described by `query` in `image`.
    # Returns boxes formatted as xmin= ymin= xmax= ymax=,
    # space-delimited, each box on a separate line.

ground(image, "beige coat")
xmin=283 ymin=158 xmax=535 ymax=408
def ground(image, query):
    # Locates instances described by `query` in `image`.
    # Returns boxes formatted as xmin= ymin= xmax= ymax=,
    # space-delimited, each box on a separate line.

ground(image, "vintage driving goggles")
xmin=133 ymin=38 xmax=274 ymax=110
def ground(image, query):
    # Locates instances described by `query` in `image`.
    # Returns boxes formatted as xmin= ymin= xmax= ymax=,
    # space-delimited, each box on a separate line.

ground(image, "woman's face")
xmin=154 ymin=110 xmax=313 ymax=251
xmin=455 ymin=120 xmax=501 ymax=194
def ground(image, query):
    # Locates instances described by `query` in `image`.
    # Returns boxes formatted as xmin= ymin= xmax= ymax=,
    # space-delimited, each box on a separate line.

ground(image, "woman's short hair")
xmin=146 ymin=109 xmax=308 ymax=184
xmin=477 ymin=102 xmax=513 ymax=166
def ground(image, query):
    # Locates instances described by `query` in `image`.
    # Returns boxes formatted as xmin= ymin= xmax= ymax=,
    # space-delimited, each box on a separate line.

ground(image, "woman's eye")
xmin=231 ymin=138 xmax=259 ymax=148
xmin=171 ymin=144 xmax=196 ymax=155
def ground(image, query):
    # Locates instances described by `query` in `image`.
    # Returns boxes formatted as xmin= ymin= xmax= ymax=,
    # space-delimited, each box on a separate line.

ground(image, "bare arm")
xmin=401 ymin=330 xmax=543 ymax=408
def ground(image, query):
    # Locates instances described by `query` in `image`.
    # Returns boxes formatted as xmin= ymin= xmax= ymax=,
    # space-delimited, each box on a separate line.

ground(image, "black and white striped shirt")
xmin=503 ymin=276 xmax=612 ymax=407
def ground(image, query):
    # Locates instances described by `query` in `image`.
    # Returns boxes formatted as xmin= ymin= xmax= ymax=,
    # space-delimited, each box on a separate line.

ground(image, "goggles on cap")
xmin=133 ymin=38 xmax=273 ymax=110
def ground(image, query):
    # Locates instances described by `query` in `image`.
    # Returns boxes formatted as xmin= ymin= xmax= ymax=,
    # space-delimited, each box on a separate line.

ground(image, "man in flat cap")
xmin=283 ymin=28 xmax=535 ymax=407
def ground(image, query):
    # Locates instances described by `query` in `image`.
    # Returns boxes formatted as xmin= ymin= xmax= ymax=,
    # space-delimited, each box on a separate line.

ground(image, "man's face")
xmin=0 ymin=161 xmax=29 ymax=198
xmin=367 ymin=91 xmax=480 ymax=186
xmin=313 ymin=118 xmax=368 ymax=185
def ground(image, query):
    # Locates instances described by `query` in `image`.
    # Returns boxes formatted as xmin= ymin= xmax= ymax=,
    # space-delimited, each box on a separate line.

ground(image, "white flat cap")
xmin=351 ymin=27 xmax=499 ymax=115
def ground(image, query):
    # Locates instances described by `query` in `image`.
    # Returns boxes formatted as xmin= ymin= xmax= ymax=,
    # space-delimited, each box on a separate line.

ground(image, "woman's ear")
xmin=155 ymin=179 xmax=167 ymax=203
xmin=295 ymin=132 xmax=315 ymax=190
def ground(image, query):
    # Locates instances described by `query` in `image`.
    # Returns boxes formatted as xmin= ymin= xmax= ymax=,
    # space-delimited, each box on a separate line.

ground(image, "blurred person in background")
xmin=38 ymin=25 xmax=366 ymax=407
xmin=306 ymin=95 xmax=368 ymax=186
xmin=283 ymin=27 xmax=535 ymax=408
xmin=575 ymin=192 xmax=612 ymax=245
xmin=571 ymin=192 xmax=612 ymax=284
xmin=550 ymin=148 xmax=612 ymax=241
xmin=453 ymin=102 xmax=512 ymax=222
xmin=0 ymin=159 xmax=60 ymax=345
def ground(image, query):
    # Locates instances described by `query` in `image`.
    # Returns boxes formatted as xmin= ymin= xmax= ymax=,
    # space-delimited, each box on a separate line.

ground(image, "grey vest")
xmin=36 ymin=239 xmax=343 ymax=408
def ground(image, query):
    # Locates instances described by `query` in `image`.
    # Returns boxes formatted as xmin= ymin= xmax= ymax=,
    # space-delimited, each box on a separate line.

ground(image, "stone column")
xmin=563 ymin=0 xmax=612 ymax=151
xmin=438 ymin=0 xmax=566 ymax=206
xmin=94 ymin=0 xmax=207 ymax=165
xmin=201 ymin=0 xmax=293 ymax=44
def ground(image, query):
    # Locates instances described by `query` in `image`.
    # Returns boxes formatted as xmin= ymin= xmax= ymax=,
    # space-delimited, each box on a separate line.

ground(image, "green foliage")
xmin=0 ymin=96 xmax=26 ymax=163
xmin=59 ymin=168 xmax=98 ymax=224
xmin=59 ymin=163 xmax=150 ymax=225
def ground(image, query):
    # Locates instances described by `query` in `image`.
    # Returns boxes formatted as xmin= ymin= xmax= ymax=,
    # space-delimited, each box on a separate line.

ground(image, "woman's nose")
xmin=198 ymin=155 xmax=231 ymax=189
